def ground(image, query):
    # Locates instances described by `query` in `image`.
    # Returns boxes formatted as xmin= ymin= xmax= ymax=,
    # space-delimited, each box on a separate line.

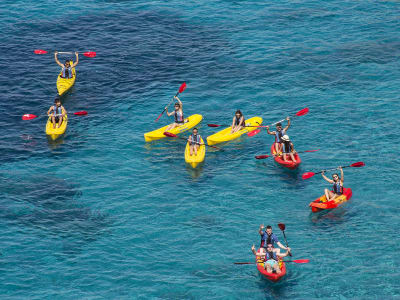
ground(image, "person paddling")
xmin=322 ymin=167 xmax=344 ymax=202
xmin=55 ymin=51 xmax=78 ymax=79
xmin=47 ymin=98 xmax=67 ymax=129
xmin=187 ymin=128 xmax=202 ymax=156
xmin=259 ymin=225 xmax=288 ymax=250
xmin=165 ymin=96 xmax=184 ymax=131
xmin=266 ymin=117 xmax=290 ymax=154
xmin=251 ymin=243 xmax=291 ymax=274
xmin=280 ymin=135 xmax=297 ymax=163
xmin=231 ymin=110 xmax=245 ymax=133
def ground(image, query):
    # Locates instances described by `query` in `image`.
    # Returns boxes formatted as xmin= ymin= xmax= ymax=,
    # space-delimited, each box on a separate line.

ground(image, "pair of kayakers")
xmin=266 ymin=118 xmax=297 ymax=163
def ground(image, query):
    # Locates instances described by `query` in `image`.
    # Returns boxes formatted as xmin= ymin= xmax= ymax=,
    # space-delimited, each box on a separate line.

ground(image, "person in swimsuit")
xmin=166 ymin=96 xmax=184 ymax=131
xmin=55 ymin=51 xmax=79 ymax=79
xmin=231 ymin=110 xmax=245 ymax=133
xmin=251 ymin=243 xmax=291 ymax=273
xmin=280 ymin=135 xmax=297 ymax=163
xmin=322 ymin=167 xmax=344 ymax=201
xmin=187 ymin=128 xmax=202 ymax=156
xmin=266 ymin=117 xmax=290 ymax=154
xmin=259 ymin=224 xmax=288 ymax=250
xmin=47 ymin=98 xmax=67 ymax=129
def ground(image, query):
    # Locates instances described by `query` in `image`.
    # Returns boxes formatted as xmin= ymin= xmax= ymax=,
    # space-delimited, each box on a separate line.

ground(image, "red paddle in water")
xmin=278 ymin=223 xmax=292 ymax=257
xmin=22 ymin=111 xmax=88 ymax=120
xmin=255 ymin=149 xmax=319 ymax=160
xmin=302 ymin=161 xmax=365 ymax=180
xmin=34 ymin=49 xmax=97 ymax=58
xmin=155 ymin=82 xmax=187 ymax=122
xmin=164 ymin=132 xmax=222 ymax=150
xmin=247 ymin=107 xmax=309 ymax=137
xmin=234 ymin=259 xmax=309 ymax=265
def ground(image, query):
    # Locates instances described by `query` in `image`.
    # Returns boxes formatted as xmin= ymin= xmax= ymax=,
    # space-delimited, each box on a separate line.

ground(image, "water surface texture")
xmin=0 ymin=0 xmax=399 ymax=299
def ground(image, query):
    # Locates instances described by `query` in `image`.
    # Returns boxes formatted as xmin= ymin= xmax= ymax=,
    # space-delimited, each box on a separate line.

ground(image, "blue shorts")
xmin=265 ymin=259 xmax=278 ymax=268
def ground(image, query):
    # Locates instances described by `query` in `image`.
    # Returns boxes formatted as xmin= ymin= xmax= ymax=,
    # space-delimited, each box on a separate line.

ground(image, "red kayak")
xmin=270 ymin=143 xmax=301 ymax=170
xmin=255 ymin=248 xmax=287 ymax=282
xmin=309 ymin=188 xmax=353 ymax=212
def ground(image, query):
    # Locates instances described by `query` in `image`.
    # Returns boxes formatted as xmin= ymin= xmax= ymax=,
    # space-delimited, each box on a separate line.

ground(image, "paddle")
xmin=22 ymin=111 xmax=88 ymax=120
xmin=278 ymin=223 xmax=292 ymax=256
xmin=247 ymin=107 xmax=309 ymax=137
xmin=163 ymin=132 xmax=222 ymax=150
xmin=34 ymin=50 xmax=96 ymax=57
xmin=302 ymin=161 xmax=365 ymax=180
xmin=155 ymin=82 xmax=187 ymax=122
xmin=234 ymin=259 xmax=309 ymax=265
xmin=255 ymin=149 xmax=319 ymax=160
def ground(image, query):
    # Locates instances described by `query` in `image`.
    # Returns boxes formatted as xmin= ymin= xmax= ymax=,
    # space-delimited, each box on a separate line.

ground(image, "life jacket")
xmin=174 ymin=111 xmax=184 ymax=124
xmin=261 ymin=232 xmax=276 ymax=247
xmin=235 ymin=115 xmax=245 ymax=126
xmin=282 ymin=141 xmax=292 ymax=153
xmin=275 ymin=129 xmax=285 ymax=143
xmin=333 ymin=181 xmax=343 ymax=195
xmin=256 ymin=255 xmax=265 ymax=263
xmin=265 ymin=250 xmax=278 ymax=261
xmin=190 ymin=134 xmax=201 ymax=145
xmin=61 ymin=67 xmax=73 ymax=79
xmin=53 ymin=105 xmax=62 ymax=116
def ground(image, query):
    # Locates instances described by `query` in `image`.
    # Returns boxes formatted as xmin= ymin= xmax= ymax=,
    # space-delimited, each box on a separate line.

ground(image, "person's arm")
xmin=266 ymin=126 xmax=275 ymax=136
xmin=277 ymin=247 xmax=291 ymax=258
xmin=283 ymin=117 xmax=291 ymax=131
xmin=61 ymin=106 xmax=67 ymax=117
xmin=251 ymin=244 xmax=256 ymax=255
xmin=339 ymin=167 xmax=344 ymax=185
xmin=187 ymin=135 xmax=192 ymax=143
xmin=71 ymin=52 xmax=79 ymax=68
xmin=322 ymin=171 xmax=334 ymax=183
xmin=174 ymin=96 xmax=182 ymax=110
xmin=259 ymin=224 xmax=264 ymax=236
xmin=47 ymin=106 xmax=54 ymax=116
xmin=165 ymin=107 xmax=174 ymax=117
xmin=277 ymin=241 xmax=287 ymax=250
xmin=54 ymin=52 xmax=63 ymax=67
xmin=231 ymin=116 xmax=236 ymax=129
xmin=239 ymin=116 xmax=245 ymax=127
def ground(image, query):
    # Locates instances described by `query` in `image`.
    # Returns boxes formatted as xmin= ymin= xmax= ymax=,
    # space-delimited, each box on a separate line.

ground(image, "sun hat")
xmin=281 ymin=135 xmax=290 ymax=142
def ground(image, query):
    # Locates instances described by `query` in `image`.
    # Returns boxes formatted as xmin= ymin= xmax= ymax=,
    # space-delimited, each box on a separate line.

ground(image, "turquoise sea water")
xmin=1 ymin=0 xmax=400 ymax=299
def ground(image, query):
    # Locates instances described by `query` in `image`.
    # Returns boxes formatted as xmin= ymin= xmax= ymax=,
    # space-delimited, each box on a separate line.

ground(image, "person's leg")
xmin=324 ymin=188 xmax=330 ymax=201
xmin=190 ymin=144 xmax=194 ymax=156
xmin=51 ymin=116 xmax=56 ymax=128
xmin=290 ymin=152 xmax=296 ymax=163
xmin=273 ymin=262 xmax=281 ymax=274
xmin=58 ymin=116 xmax=62 ymax=128
xmin=265 ymin=263 xmax=273 ymax=273
xmin=283 ymin=153 xmax=288 ymax=162
xmin=274 ymin=143 xmax=280 ymax=154
xmin=194 ymin=144 xmax=199 ymax=156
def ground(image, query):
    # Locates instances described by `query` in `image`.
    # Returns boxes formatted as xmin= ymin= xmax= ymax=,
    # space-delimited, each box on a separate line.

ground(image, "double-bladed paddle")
xmin=234 ymin=259 xmax=309 ymax=265
xmin=155 ymin=82 xmax=187 ymax=122
xmin=34 ymin=49 xmax=97 ymax=58
xmin=163 ymin=132 xmax=222 ymax=150
xmin=302 ymin=161 xmax=365 ymax=180
xmin=22 ymin=111 xmax=88 ymax=120
xmin=255 ymin=149 xmax=319 ymax=160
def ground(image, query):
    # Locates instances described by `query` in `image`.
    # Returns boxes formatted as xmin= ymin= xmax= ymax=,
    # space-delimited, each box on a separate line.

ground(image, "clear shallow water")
xmin=0 ymin=0 xmax=399 ymax=299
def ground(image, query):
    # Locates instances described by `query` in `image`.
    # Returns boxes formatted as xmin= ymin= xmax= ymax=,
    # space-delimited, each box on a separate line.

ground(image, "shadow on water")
xmin=309 ymin=206 xmax=348 ymax=226
xmin=0 ymin=175 xmax=112 ymax=256
xmin=185 ymin=163 xmax=204 ymax=179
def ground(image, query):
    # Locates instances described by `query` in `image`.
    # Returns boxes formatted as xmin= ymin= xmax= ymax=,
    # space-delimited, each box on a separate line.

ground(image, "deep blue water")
xmin=0 ymin=0 xmax=399 ymax=299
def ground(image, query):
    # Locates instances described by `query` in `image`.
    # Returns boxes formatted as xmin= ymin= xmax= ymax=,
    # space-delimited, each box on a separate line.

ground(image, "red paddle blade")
xmin=83 ymin=51 xmax=96 ymax=58
xmin=247 ymin=129 xmax=261 ymax=137
xmin=155 ymin=112 xmax=163 ymax=122
xmin=22 ymin=114 xmax=37 ymax=120
xmin=304 ymin=149 xmax=319 ymax=152
xmin=351 ymin=161 xmax=365 ymax=167
xmin=255 ymin=155 xmax=270 ymax=159
xmin=296 ymin=107 xmax=309 ymax=117
xmin=207 ymin=124 xmax=221 ymax=127
xmin=278 ymin=223 xmax=286 ymax=231
xmin=178 ymin=82 xmax=187 ymax=93
xmin=302 ymin=172 xmax=315 ymax=180
xmin=292 ymin=259 xmax=309 ymax=264
xmin=34 ymin=49 xmax=48 ymax=54
xmin=73 ymin=111 xmax=88 ymax=115
xmin=164 ymin=132 xmax=177 ymax=137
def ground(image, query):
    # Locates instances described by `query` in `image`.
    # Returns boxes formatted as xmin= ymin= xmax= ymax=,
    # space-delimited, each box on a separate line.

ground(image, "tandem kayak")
xmin=309 ymin=187 xmax=352 ymax=213
xmin=184 ymin=137 xmax=206 ymax=168
xmin=270 ymin=143 xmax=301 ymax=170
xmin=206 ymin=116 xmax=263 ymax=145
xmin=255 ymin=248 xmax=287 ymax=282
xmin=144 ymin=114 xmax=203 ymax=142
xmin=57 ymin=60 xmax=76 ymax=96
xmin=45 ymin=114 xmax=68 ymax=140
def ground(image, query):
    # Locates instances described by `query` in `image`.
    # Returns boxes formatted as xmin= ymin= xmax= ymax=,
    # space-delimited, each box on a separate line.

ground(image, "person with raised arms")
xmin=321 ymin=167 xmax=344 ymax=202
xmin=231 ymin=110 xmax=246 ymax=133
xmin=55 ymin=51 xmax=79 ymax=79
xmin=280 ymin=135 xmax=297 ymax=163
xmin=187 ymin=127 xmax=202 ymax=156
xmin=251 ymin=243 xmax=291 ymax=274
xmin=165 ymin=96 xmax=184 ymax=131
xmin=266 ymin=117 xmax=290 ymax=154
xmin=47 ymin=98 xmax=67 ymax=129
xmin=259 ymin=225 xmax=288 ymax=250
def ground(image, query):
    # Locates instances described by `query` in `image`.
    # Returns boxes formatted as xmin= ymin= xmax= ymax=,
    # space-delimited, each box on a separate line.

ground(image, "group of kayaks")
xmin=45 ymin=61 xmax=76 ymax=140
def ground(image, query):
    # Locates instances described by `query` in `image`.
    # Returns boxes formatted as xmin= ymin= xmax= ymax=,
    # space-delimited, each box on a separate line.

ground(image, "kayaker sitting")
xmin=187 ymin=128 xmax=202 ymax=156
xmin=55 ymin=51 xmax=79 ymax=79
xmin=47 ymin=98 xmax=67 ymax=129
xmin=231 ymin=110 xmax=246 ymax=133
xmin=321 ymin=167 xmax=344 ymax=202
xmin=266 ymin=117 xmax=291 ymax=154
xmin=259 ymin=224 xmax=288 ymax=250
xmin=165 ymin=96 xmax=184 ymax=131
xmin=251 ymin=244 xmax=291 ymax=274
xmin=280 ymin=135 xmax=297 ymax=163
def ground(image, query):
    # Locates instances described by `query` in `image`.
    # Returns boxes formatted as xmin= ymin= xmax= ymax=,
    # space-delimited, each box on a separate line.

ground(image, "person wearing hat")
xmin=266 ymin=117 xmax=291 ymax=154
xmin=259 ymin=224 xmax=288 ymax=250
xmin=231 ymin=110 xmax=246 ymax=133
xmin=322 ymin=166 xmax=344 ymax=201
xmin=166 ymin=96 xmax=184 ymax=131
xmin=251 ymin=243 xmax=291 ymax=273
xmin=280 ymin=134 xmax=297 ymax=163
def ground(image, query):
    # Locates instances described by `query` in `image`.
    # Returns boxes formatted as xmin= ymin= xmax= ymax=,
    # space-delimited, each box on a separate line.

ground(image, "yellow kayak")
xmin=45 ymin=114 xmax=68 ymax=140
xmin=206 ymin=116 xmax=263 ymax=145
xmin=144 ymin=114 xmax=203 ymax=142
xmin=56 ymin=60 xmax=76 ymax=96
xmin=185 ymin=137 xmax=206 ymax=168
